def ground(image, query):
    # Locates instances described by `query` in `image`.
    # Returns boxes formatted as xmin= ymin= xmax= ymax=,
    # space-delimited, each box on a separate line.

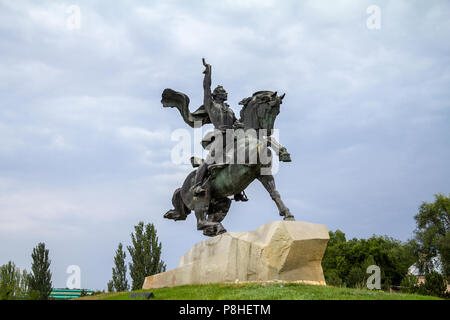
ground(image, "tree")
xmin=127 ymin=221 xmax=166 ymax=290
xmin=322 ymin=230 xmax=416 ymax=289
xmin=412 ymin=193 xmax=449 ymax=280
xmin=324 ymin=269 xmax=342 ymax=287
xmin=417 ymin=271 xmax=447 ymax=298
xmin=107 ymin=280 xmax=114 ymax=293
xmin=0 ymin=262 xmax=32 ymax=300
xmin=17 ymin=269 xmax=30 ymax=299
xmin=111 ymin=243 xmax=129 ymax=292
xmin=29 ymin=243 xmax=52 ymax=300
xmin=400 ymin=274 xmax=418 ymax=294
xmin=347 ymin=266 xmax=365 ymax=289
xmin=0 ymin=261 xmax=20 ymax=300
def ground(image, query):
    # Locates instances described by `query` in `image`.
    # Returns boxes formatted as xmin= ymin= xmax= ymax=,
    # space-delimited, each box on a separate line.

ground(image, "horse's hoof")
xmin=201 ymin=222 xmax=227 ymax=237
xmin=202 ymin=225 xmax=218 ymax=237
xmin=216 ymin=228 xmax=227 ymax=235
xmin=215 ymin=224 xmax=227 ymax=235
xmin=283 ymin=215 xmax=295 ymax=221
xmin=164 ymin=210 xmax=185 ymax=221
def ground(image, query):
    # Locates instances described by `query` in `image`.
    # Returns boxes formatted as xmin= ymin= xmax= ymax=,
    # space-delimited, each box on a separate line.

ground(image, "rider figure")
xmin=192 ymin=59 xmax=246 ymax=201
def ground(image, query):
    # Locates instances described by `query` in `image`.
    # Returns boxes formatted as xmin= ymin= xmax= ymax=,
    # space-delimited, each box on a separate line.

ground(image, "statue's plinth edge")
xmin=143 ymin=220 xmax=329 ymax=289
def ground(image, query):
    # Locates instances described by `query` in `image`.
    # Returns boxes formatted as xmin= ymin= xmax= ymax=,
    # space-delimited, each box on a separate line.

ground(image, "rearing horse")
xmin=162 ymin=89 xmax=295 ymax=236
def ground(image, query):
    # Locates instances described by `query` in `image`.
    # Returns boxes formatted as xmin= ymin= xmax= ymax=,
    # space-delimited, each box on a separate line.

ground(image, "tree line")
xmin=1 ymin=194 xmax=447 ymax=299
xmin=322 ymin=193 xmax=449 ymax=298
xmin=0 ymin=243 xmax=52 ymax=300
xmin=0 ymin=221 xmax=166 ymax=299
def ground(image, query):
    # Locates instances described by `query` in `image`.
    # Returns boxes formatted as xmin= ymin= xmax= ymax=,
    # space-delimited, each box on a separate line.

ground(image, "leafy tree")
xmin=347 ymin=266 xmax=365 ymax=288
xmin=111 ymin=243 xmax=129 ymax=292
xmin=0 ymin=261 xmax=20 ymax=300
xmin=17 ymin=269 xmax=30 ymax=299
xmin=417 ymin=271 xmax=447 ymax=298
xmin=412 ymin=193 xmax=449 ymax=280
xmin=324 ymin=269 xmax=342 ymax=287
xmin=127 ymin=221 xmax=166 ymax=290
xmin=322 ymin=230 xmax=415 ymax=289
xmin=29 ymin=243 xmax=52 ymax=300
xmin=328 ymin=230 xmax=346 ymax=246
xmin=400 ymin=274 xmax=418 ymax=294
xmin=107 ymin=280 xmax=114 ymax=293
xmin=0 ymin=262 xmax=32 ymax=300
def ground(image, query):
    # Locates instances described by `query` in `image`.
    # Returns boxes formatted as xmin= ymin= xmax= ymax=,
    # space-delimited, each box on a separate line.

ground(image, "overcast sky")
xmin=0 ymin=0 xmax=449 ymax=291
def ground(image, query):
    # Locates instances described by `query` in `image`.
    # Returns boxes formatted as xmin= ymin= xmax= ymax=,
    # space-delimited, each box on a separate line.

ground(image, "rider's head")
xmin=212 ymin=85 xmax=228 ymax=103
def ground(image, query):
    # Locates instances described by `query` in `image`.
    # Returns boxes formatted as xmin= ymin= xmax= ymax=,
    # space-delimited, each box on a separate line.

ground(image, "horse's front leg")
xmin=257 ymin=174 xmax=295 ymax=221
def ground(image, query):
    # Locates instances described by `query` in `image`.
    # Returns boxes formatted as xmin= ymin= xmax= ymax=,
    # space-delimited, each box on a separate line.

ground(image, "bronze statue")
xmin=161 ymin=59 xmax=294 ymax=236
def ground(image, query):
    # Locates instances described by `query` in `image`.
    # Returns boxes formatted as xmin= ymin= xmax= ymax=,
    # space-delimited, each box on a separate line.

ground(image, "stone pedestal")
xmin=142 ymin=221 xmax=329 ymax=289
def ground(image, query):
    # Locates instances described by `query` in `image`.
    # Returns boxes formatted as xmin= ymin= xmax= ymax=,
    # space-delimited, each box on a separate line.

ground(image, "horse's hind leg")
xmin=257 ymin=174 xmax=295 ymax=221
xmin=204 ymin=197 xmax=231 ymax=236
xmin=194 ymin=195 xmax=219 ymax=232
xmin=164 ymin=188 xmax=191 ymax=221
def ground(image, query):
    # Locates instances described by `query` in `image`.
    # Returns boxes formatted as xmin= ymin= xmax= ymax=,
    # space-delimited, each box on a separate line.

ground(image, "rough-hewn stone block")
xmin=143 ymin=221 xmax=329 ymax=289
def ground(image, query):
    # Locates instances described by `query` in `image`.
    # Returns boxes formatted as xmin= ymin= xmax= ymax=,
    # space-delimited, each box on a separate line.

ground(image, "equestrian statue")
xmin=161 ymin=59 xmax=294 ymax=236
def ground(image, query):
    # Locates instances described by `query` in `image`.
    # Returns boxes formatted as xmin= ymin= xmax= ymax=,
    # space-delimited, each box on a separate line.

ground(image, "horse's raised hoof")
xmin=164 ymin=209 xmax=186 ymax=221
xmin=283 ymin=215 xmax=295 ymax=221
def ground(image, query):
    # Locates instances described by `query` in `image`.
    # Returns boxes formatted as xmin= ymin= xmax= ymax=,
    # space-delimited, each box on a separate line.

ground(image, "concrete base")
xmin=143 ymin=221 xmax=329 ymax=289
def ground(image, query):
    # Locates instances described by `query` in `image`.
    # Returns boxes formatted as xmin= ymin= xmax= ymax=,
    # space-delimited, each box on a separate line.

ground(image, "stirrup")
xmin=192 ymin=184 xmax=206 ymax=195
xmin=234 ymin=191 xmax=248 ymax=202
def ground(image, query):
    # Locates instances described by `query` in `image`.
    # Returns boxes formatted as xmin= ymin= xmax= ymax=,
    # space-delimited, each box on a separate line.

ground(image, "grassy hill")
xmin=80 ymin=282 xmax=441 ymax=300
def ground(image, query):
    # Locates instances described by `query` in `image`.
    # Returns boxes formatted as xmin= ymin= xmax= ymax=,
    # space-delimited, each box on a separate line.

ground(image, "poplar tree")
xmin=29 ymin=243 xmax=52 ymax=300
xmin=107 ymin=280 xmax=114 ymax=293
xmin=0 ymin=261 xmax=20 ymax=299
xmin=127 ymin=222 xmax=166 ymax=290
xmin=111 ymin=242 xmax=129 ymax=292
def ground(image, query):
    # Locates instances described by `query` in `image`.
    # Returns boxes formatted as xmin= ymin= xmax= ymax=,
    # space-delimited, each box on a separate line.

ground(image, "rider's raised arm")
xmin=202 ymin=58 xmax=213 ymax=113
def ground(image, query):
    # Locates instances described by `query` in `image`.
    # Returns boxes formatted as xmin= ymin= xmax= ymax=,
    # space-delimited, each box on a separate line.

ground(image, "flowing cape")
xmin=161 ymin=88 xmax=211 ymax=128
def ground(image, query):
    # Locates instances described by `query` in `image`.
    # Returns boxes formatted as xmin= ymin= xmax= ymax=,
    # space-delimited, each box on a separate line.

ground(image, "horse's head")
xmin=238 ymin=91 xmax=285 ymax=135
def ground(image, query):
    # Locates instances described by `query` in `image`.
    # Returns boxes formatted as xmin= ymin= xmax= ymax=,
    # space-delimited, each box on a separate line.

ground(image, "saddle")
xmin=190 ymin=156 xmax=227 ymax=177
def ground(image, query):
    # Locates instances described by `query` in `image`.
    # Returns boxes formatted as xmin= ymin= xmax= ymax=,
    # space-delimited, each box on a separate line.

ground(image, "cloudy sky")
xmin=0 ymin=0 xmax=449 ymax=290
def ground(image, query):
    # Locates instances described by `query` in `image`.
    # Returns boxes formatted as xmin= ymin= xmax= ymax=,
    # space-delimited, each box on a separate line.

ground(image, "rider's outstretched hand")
xmin=202 ymin=58 xmax=211 ymax=74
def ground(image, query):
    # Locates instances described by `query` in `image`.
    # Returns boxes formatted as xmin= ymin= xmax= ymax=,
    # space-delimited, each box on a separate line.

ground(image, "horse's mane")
xmin=238 ymin=91 xmax=279 ymax=131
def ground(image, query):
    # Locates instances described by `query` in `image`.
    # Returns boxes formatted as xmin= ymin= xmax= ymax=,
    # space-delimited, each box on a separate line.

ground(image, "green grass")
xmin=80 ymin=282 xmax=442 ymax=300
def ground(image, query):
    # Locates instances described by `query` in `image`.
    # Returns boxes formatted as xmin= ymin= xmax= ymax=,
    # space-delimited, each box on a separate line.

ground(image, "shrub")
xmin=417 ymin=271 xmax=447 ymax=298
xmin=325 ymin=269 xmax=342 ymax=287
xmin=400 ymin=274 xmax=418 ymax=294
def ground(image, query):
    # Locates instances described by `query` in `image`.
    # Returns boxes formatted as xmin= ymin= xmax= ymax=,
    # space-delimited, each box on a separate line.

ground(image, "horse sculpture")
xmin=162 ymin=61 xmax=294 ymax=237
